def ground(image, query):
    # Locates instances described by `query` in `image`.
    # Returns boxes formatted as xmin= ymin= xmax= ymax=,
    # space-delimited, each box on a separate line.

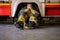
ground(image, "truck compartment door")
xmin=0 ymin=3 xmax=11 ymax=16
xmin=45 ymin=4 xmax=60 ymax=16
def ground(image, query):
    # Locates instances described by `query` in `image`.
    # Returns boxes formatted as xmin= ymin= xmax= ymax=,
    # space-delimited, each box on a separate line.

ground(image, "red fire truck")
xmin=0 ymin=0 xmax=11 ymax=23
xmin=0 ymin=0 xmax=60 ymax=24
xmin=44 ymin=0 xmax=60 ymax=25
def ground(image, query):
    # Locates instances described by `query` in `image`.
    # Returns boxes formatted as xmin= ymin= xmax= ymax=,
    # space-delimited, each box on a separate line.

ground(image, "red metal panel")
xmin=0 ymin=3 xmax=11 ymax=16
xmin=45 ymin=8 xmax=60 ymax=16
xmin=45 ymin=3 xmax=60 ymax=16
xmin=46 ymin=3 xmax=60 ymax=8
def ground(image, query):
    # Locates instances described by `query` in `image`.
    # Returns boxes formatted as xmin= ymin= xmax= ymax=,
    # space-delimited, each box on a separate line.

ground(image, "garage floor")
xmin=0 ymin=24 xmax=60 ymax=40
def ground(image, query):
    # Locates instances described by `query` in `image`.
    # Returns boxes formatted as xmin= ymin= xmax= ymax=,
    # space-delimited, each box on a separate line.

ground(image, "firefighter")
xmin=16 ymin=4 xmax=40 ymax=29
xmin=24 ymin=4 xmax=40 ymax=29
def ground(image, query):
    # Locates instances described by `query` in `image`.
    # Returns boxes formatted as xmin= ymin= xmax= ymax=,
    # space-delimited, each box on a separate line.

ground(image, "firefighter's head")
xmin=27 ymin=4 xmax=33 ymax=9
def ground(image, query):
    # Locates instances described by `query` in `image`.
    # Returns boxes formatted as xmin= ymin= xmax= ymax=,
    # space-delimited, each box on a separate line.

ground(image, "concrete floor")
xmin=0 ymin=24 xmax=60 ymax=40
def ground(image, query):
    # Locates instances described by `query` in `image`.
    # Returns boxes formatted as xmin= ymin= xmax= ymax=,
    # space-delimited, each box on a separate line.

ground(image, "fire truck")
xmin=0 ymin=0 xmax=60 ymax=25
xmin=0 ymin=0 xmax=11 ymax=23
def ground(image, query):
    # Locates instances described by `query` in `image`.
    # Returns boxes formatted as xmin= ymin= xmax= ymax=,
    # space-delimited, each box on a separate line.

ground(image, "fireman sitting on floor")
xmin=16 ymin=4 xmax=40 ymax=29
